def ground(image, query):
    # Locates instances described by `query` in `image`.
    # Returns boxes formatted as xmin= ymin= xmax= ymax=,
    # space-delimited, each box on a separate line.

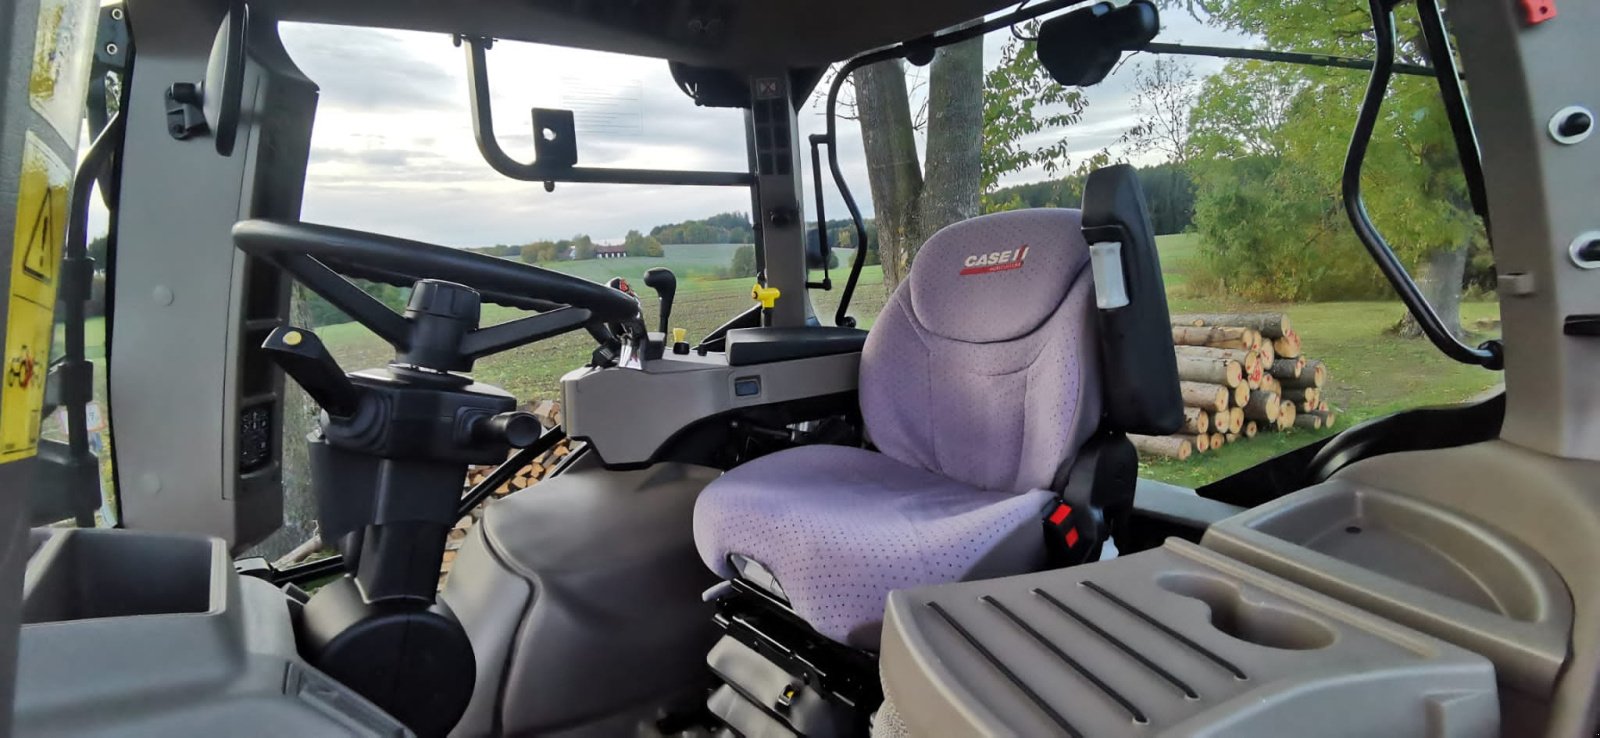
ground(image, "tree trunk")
xmin=853 ymin=37 xmax=983 ymax=292
xmin=917 ymin=37 xmax=984 ymax=244
xmin=853 ymin=60 xmax=923 ymax=291
xmin=1397 ymin=246 xmax=1467 ymax=340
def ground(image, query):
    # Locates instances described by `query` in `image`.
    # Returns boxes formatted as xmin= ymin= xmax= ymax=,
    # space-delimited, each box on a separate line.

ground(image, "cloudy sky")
xmin=276 ymin=10 xmax=1247 ymax=248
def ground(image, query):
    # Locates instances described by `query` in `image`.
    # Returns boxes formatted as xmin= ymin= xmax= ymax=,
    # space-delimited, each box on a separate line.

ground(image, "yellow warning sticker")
xmin=29 ymin=0 xmax=96 ymax=143
xmin=1 ymin=132 xmax=70 ymax=464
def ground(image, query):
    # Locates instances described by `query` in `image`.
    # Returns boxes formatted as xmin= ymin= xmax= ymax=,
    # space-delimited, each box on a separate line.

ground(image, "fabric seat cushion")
xmin=694 ymin=444 xmax=1054 ymax=648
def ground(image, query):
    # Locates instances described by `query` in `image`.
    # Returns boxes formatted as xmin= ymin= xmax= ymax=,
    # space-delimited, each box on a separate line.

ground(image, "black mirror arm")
xmin=273 ymin=253 xmax=410 ymax=348
xmin=460 ymin=36 xmax=752 ymax=188
xmin=461 ymin=307 xmax=592 ymax=360
xmin=1344 ymin=0 xmax=1501 ymax=371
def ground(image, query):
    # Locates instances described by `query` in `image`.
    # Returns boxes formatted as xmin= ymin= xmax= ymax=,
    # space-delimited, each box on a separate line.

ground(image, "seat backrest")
xmin=860 ymin=209 xmax=1102 ymax=493
xmin=1081 ymin=164 xmax=1184 ymax=435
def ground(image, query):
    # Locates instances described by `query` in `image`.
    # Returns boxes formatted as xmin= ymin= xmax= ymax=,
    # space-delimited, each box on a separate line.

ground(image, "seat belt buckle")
xmin=1042 ymin=500 xmax=1102 ymax=566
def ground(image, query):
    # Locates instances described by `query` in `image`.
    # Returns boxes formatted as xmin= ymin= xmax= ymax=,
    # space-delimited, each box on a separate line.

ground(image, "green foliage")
xmin=87 ymin=236 xmax=109 ymax=270
xmin=1184 ymin=4 xmax=1485 ymax=302
xmin=306 ymin=280 xmax=410 ymax=327
xmin=623 ymin=229 xmax=665 ymax=257
xmin=520 ymin=241 xmax=561 ymax=263
xmin=981 ymin=23 xmax=1087 ymax=210
xmin=471 ymin=244 xmax=520 ymax=258
xmin=651 ymin=212 xmax=754 ymax=245
xmin=984 ymin=162 xmax=1195 ymax=234
xmin=571 ymin=234 xmax=597 ymax=261
xmin=724 ymin=245 xmax=757 ymax=279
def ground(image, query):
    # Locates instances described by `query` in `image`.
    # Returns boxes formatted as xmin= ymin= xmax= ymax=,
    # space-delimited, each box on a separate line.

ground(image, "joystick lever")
xmin=261 ymin=325 xmax=361 ymax=417
xmin=643 ymin=267 xmax=677 ymax=335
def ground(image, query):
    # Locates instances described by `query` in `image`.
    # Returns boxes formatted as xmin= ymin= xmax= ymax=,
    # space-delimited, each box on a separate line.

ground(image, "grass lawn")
xmin=305 ymin=234 xmax=1501 ymax=490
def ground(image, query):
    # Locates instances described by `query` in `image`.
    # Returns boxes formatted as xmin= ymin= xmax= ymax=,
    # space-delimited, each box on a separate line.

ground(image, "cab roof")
xmin=264 ymin=0 xmax=1016 ymax=69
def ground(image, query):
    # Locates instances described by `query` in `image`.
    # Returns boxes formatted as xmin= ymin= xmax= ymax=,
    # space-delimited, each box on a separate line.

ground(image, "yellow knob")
xmin=751 ymin=284 xmax=782 ymax=309
xmin=672 ymin=327 xmax=687 ymax=344
xmin=283 ymin=330 xmax=303 ymax=347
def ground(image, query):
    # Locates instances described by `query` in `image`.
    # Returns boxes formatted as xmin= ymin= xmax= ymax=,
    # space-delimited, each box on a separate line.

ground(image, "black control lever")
xmin=644 ymin=267 xmax=676 ymax=335
xmin=261 ymin=325 xmax=362 ymax=417
xmin=470 ymin=411 xmax=543 ymax=448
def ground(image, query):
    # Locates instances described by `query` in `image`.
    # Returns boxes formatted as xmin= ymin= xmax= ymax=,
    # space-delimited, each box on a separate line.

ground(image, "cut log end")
xmin=1244 ymin=390 xmax=1282 ymax=423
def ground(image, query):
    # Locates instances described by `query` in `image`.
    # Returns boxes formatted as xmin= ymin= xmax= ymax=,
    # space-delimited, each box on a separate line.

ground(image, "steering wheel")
xmin=232 ymin=219 xmax=643 ymax=369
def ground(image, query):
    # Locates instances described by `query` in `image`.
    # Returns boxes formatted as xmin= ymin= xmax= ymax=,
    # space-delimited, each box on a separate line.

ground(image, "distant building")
xmin=595 ymin=245 xmax=629 ymax=259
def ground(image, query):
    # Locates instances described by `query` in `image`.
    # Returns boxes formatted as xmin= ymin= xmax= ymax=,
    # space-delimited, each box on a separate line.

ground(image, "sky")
xmin=275 ymin=10 xmax=1248 ymax=248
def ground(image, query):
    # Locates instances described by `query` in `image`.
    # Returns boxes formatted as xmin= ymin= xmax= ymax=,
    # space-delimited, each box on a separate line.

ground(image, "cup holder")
xmin=1158 ymin=573 xmax=1337 ymax=651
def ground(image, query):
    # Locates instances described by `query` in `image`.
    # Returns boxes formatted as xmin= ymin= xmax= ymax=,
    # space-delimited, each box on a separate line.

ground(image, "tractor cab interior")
xmin=2 ymin=0 xmax=1598 ymax=736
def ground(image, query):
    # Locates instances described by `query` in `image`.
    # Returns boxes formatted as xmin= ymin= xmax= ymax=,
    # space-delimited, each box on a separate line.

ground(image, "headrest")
xmin=906 ymin=209 xmax=1091 ymax=344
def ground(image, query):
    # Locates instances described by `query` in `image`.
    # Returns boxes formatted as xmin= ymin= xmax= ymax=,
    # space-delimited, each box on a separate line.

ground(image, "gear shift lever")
xmin=643 ymin=267 xmax=677 ymax=335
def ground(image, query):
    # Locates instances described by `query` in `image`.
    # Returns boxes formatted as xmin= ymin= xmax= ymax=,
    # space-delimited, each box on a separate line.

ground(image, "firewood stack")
xmin=439 ymin=400 xmax=572 ymax=587
xmin=1130 ymin=313 xmax=1338 ymax=463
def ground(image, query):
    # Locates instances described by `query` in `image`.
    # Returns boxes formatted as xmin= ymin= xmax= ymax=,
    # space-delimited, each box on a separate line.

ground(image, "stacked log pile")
xmin=1130 ymin=313 xmax=1338 ymax=462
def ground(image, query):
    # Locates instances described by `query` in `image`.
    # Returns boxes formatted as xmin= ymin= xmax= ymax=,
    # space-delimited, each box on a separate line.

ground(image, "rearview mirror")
xmin=202 ymin=0 xmax=248 ymax=155
xmin=1036 ymin=0 xmax=1159 ymax=87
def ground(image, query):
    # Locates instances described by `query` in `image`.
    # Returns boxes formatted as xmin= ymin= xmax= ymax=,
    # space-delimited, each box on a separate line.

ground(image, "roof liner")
xmin=261 ymin=0 xmax=1020 ymax=69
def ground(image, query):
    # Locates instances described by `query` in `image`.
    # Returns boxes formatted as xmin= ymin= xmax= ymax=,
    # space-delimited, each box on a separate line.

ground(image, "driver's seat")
xmin=693 ymin=165 xmax=1184 ymax=650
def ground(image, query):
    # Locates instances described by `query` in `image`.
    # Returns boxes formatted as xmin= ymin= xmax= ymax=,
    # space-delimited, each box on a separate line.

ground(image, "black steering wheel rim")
xmin=232 ymin=219 xmax=640 ymax=322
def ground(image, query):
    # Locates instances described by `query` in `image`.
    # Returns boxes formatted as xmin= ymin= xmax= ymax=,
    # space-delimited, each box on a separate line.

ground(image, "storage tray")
xmin=878 ymin=539 xmax=1497 ymax=737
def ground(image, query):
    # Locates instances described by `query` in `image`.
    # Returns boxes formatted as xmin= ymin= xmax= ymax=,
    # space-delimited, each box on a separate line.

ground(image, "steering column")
xmin=232 ymin=219 xmax=641 ymax=736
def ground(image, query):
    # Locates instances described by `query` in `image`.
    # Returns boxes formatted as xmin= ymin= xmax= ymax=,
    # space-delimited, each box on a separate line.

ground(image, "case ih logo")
xmin=960 ymin=245 xmax=1029 ymax=275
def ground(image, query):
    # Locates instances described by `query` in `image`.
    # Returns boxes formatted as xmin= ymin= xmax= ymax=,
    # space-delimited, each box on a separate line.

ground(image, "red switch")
xmin=1519 ymin=0 xmax=1556 ymax=25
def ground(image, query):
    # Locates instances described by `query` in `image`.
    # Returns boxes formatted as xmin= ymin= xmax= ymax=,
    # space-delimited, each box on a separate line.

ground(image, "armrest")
xmin=725 ymin=327 xmax=867 ymax=366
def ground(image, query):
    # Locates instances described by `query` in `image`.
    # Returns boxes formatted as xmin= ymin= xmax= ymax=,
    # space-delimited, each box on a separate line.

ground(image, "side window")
xmin=35 ymin=229 xmax=117 ymax=528
xmin=1127 ymin=6 xmax=1502 ymax=488
xmin=834 ymin=10 xmax=1501 ymax=488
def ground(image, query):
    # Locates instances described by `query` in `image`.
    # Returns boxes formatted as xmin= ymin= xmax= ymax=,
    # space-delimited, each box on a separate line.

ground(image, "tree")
xmin=850 ymin=24 xmax=1085 ymax=291
xmin=87 ymin=235 xmax=109 ymax=271
xmin=1120 ymin=57 xmax=1200 ymax=166
xmin=981 ymin=26 xmax=1088 ymax=206
xmin=725 ymin=245 xmax=757 ymax=278
xmin=520 ymin=241 xmax=560 ymax=263
xmin=623 ymin=229 xmax=665 ymax=257
xmin=571 ymin=234 xmax=597 ymax=261
xmin=1182 ymin=1 xmax=1482 ymax=337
